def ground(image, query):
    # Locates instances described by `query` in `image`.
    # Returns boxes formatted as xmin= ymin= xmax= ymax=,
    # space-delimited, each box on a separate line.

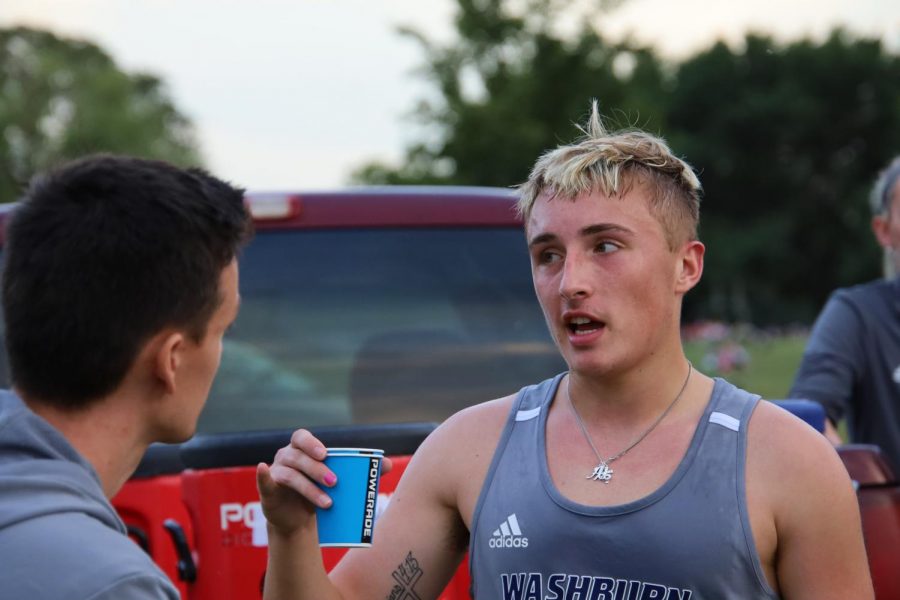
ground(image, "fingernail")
xmin=316 ymin=446 xmax=328 ymax=460
xmin=320 ymin=496 xmax=333 ymax=508
xmin=324 ymin=473 xmax=337 ymax=486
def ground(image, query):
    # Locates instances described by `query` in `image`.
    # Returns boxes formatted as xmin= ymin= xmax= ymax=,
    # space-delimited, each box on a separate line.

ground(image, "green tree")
xmin=357 ymin=0 xmax=900 ymax=325
xmin=0 ymin=27 xmax=200 ymax=203
xmin=669 ymin=31 xmax=900 ymax=323
xmin=352 ymin=0 xmax=666 ymax=187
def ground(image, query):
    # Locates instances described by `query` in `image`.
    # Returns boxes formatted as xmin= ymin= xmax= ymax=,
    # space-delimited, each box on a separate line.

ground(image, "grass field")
xmin=684 ymin=331 xmax=809 ymax=400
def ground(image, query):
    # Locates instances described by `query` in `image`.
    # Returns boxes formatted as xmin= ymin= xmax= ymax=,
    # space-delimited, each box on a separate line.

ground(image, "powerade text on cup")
xmin=315 ymin=448 xmax=384 ymax=547
xmin=362 ymin=456 xmax=379 ymax=541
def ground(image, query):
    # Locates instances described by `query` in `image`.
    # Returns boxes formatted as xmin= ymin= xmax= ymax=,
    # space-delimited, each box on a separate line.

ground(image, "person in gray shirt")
xmin=257 ymin=104 xmax=872 ymax=599
xmin=791 ymin=156 xmax=900 ymax=472
xmin=0 ymin=155 xmax=250 ymax=599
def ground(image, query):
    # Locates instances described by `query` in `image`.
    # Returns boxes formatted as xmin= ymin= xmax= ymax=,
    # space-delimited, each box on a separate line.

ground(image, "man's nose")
xmin=559 ymin=255 xmax=592 ymax=300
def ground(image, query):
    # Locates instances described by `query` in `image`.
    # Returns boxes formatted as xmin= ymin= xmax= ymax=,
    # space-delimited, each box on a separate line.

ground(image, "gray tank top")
xmin=469 ymin=375 xmax=780 ymax=600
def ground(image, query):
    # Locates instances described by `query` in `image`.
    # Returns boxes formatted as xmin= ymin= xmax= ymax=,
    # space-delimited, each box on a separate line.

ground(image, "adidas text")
xmin=489 ymin=536 xmax=529 ymax=548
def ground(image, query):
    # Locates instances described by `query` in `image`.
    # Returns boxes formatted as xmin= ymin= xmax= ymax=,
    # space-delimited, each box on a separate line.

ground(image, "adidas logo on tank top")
xmin=489 ymin=513 xmax=529 ymax=549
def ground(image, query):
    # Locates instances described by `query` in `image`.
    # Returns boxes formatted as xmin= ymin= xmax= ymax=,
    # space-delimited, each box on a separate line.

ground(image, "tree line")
xmin=351 ymin=0 xmax=900 ymax=325
xmin=2 ymin=4 xmax=900 ymax=325
xmin=0 ymin=27 xmax=198 ymax=207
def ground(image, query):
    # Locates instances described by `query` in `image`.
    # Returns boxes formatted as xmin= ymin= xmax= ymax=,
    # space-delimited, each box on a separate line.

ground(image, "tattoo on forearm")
xmin=386 ymin=551 xmax=424 ymax=600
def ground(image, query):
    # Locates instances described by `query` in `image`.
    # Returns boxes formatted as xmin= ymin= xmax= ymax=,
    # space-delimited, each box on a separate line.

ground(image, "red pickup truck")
xmin=1 ymin=187 xmax=898 ymax=598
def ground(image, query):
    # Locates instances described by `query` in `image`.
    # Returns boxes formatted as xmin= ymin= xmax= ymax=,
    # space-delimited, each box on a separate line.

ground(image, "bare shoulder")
xmin=747 ymin=400 xmax=873 ymax=598
xmin=399 ymin=393 xmax=517 ymax=522
xmin=437 ymin=395 xmax=516 ymax=444
xmin=746 ymin=400 xmax=850 ymax=491
xmin=413 ymin=394 xmax=517 ymax=474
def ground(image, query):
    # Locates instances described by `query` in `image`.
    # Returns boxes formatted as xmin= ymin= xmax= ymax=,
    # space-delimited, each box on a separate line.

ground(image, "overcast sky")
xmin=2 ymin=0 xmax=898 ymax=190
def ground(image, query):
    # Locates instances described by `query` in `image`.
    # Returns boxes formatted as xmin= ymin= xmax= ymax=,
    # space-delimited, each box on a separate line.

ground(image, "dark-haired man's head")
xmin=2 ymin=154 xmax=251 ymax=415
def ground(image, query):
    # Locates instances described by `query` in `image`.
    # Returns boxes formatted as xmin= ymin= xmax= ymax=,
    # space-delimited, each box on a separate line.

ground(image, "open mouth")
xmin=567 ymin=316 xmax=604 ymax=336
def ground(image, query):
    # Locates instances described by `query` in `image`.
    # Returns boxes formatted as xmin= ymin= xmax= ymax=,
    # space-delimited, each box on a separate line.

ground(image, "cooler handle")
xmin=163 ymin=519 xmax=197 ymax=583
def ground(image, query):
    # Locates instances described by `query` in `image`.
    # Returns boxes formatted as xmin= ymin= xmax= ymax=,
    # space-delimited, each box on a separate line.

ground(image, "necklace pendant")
xmin=587 ymin=461 xmax=614 ymax=483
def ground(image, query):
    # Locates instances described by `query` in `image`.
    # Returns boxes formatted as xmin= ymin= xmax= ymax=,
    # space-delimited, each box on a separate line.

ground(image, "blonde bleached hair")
xmin=518 ymin=101 xmax=702 ymax=249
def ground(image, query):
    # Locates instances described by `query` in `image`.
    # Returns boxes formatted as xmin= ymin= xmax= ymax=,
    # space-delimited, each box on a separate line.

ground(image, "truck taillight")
xmin=245 ymin=195 xmax=301 ymax=220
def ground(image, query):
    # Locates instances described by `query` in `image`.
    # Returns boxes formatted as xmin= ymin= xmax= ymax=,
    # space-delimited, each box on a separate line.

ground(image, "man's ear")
xmin=872 ymin=214 xmax=892 ymax=249
xmin=675 ymin=240 xmax=705 ymax=294
xmin=155 ymin=332 xmax=184 ymax=395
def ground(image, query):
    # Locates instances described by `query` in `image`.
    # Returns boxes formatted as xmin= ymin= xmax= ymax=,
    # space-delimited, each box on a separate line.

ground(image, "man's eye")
xmin=538 ymin=250 xmax=561 ymax=264
xmin=597 ymin=242 xmax=619 ymax=254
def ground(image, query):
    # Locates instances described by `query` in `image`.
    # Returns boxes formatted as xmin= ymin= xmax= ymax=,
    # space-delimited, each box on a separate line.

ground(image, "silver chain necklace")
xmin=566 ymin=362 xmax=693 ymax=484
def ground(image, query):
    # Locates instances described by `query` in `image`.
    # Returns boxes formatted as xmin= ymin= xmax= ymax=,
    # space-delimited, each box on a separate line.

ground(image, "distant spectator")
xmin=790 ymin=156 xmax=900 ymax=471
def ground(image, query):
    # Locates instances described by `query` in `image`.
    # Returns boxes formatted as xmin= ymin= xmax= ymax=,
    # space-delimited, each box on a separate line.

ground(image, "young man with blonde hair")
xmin=259 ymin=105 xmax=873 ymax=599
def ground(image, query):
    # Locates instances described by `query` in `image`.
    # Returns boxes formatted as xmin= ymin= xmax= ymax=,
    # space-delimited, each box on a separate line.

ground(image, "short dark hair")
xmin=2 ymin=154 xmax=251 ymax=408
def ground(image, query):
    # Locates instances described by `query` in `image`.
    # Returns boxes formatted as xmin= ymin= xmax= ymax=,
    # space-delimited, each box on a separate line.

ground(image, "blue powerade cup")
xmin=315 ymin=448 xmax=385 ymax=547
